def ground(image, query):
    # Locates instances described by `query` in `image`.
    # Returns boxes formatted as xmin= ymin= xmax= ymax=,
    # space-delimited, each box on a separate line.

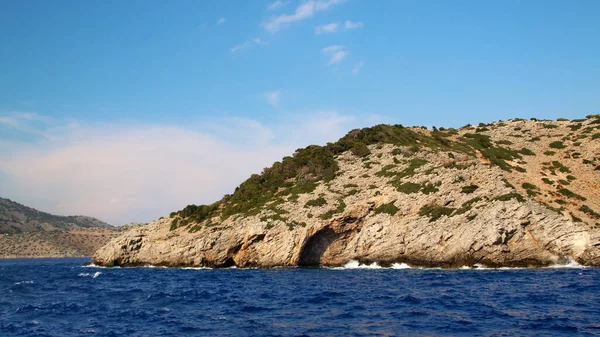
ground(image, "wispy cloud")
xmin=0 ymin=111 xmax=53 ymax=135
xmin=267 ymin=0 xmax=290 ymax=10
xmin=352 ymin=61 xmax=365 ymax=74
xmin=265 ymin=90 xmax=281 ymax=109
xmin=263 ymin=0 xmax=346 ymax=33
xmin=344 ymin=20 xmax=364 ymax=30
xmin=315 ymin=22 xmax=339 ymax=34
xmin=231 ymin=38 xmax=268 ymax=53
xmin=0 ymin=111 xmax=372 ymax=225
xmin=217 ymin=17 xmax=227 ymax=25
xmin=322 ymin=45 xmax=348 ymax=65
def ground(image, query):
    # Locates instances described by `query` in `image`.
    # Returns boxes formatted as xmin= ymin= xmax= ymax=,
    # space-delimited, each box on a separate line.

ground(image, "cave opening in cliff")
xmin=298 ymin=227 xmax=338 ymax=266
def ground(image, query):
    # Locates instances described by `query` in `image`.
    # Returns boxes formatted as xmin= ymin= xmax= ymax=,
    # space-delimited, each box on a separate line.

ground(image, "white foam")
xmin=341 ymin=260 xmax=382 ymax=269
xmin=546 ymin=258 xmax=586 ymax=269
xmin=78 ymin=272 xmax=102 ymax=278
xmin=14 ymin=281 xmax=33 ymax=285
xmin=390 ymin=263 xmax=412 ymax=269
xmin=182 ymin=267 xmax=213 ymax=270
xmin=82 ymin=263 xmax=118 ymax=269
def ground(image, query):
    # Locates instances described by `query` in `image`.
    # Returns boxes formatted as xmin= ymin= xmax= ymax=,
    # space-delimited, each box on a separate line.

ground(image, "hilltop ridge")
xmin=93 ymin=115 xmax=600 ymax=268
xmin=0 ymin=198 xmax=126 ymax=258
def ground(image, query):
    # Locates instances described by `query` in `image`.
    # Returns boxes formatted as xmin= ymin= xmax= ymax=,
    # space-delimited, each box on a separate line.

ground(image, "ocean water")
xmin=1 ymin=258 xmax=599 ymax=336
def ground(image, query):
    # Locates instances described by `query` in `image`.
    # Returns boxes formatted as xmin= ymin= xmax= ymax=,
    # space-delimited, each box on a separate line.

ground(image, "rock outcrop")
xmin=93 ymin=116 xmax=600 ymax=268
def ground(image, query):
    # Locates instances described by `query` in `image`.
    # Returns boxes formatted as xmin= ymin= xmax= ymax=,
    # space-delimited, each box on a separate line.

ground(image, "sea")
xmin=1 ymin=258 xmax=599 ymax=337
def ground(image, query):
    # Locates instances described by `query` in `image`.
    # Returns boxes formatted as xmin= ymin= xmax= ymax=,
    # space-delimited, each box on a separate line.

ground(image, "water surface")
xmin=1 ymin=258 xmax=599 ymax=336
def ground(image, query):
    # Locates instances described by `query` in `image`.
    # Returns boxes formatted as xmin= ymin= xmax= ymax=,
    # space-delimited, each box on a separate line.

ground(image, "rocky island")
xmin=93 ymin=116 xmax=600 ymax=268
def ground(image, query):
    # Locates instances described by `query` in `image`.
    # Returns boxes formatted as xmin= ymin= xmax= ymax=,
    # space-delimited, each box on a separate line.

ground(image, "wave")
xmin=81 ymin=263 xmax=119 ymax=269
xmin=78 ymin=272 xmax=102 ymax=278
xmin=330 ymin=260 xmax=413 ymax=269
xmin=14 ymin=280 xmax=34 ymax=285
xmin=545 ymin=259 xmax=586 ymax=269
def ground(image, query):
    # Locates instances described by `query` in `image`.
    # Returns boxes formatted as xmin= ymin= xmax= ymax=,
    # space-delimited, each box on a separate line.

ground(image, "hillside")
xmin=0 ymin=198 xmax=125 ymax=258
xmin=93 ymin=115 xmax=600 ymax=268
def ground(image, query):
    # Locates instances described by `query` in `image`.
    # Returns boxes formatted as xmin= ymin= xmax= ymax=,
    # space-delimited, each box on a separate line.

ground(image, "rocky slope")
xmin=93 ymin=115 xmax=600 ymax=268
xmin=0 ymin=198 xmax=126 ymax=258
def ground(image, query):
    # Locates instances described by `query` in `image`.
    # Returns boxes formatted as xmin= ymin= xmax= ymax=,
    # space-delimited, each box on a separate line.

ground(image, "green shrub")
xmin=558 ymin=188 xmax=586 ymax=201
xmin=461 ymin=185 xmax=479 ymax=194
xmin=544 ymin=151 xmax=556 ymax=156
xmin=395 ymin=182 xmax=422 ymax=194
xmin=374 ymin=201 xmax=400 ymax=216
xmin=519 ymin=148 xmax=536 ymax=156
xmin=346 ymin=189 xmax=360 ymax=196
xmin=570 ymin=213 xmax=583 ymax=223
xmin=419 ymin=204 xmax=455 ymax=222
xmin=305 ymin=197 xmax=327 ymax=208
xmin=454 ymin=197 xmax=483 ymax=215
xmin=552 ymin=161 xmax=570 ymax=173
xmin=188 ymin=225 xmax=202 ymax=233
xmin=566 ymin=175 xmax=576 ymax=181
xmin=549 ymin=141 xmax=566 ymax=149
xmin=493 ymin=193 xmax=525 ymax=203
xmin=522 ymin=183 xmax=537 ymax=190
xmin=542 ymin=178 xmax=554 ymax=185
xmin=169 ymin=218 xmax=179 ymax=231
xmin=579 ymin=205 xmax=600 ymax=219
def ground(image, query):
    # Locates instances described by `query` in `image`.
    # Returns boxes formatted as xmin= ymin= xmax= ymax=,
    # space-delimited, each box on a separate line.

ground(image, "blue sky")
xmin=1 ymin=0 xmax=599 ymax=224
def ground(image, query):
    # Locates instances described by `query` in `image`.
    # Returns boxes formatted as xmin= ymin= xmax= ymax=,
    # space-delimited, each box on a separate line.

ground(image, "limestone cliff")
xmin=93 ymin=116 xmax=600 ymax=268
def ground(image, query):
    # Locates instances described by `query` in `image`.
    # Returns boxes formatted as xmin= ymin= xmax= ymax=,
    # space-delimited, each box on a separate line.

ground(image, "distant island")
xmin=93 ymin=115 xmax=600 ymax=268
xmin=0 ymin=198 xmax=135 ymax=258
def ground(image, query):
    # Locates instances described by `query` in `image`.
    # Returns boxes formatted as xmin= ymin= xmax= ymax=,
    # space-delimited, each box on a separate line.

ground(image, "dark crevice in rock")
xmin=298 ymin=227 xmax=339 ymax=266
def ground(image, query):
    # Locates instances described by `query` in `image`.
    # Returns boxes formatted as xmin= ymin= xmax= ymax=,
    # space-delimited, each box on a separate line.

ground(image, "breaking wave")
xmin=78 ymin=272 xmax=102 ymax=278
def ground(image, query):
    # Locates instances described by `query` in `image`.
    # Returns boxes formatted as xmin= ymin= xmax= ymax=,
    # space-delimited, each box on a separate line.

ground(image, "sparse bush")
xmin=579 ymin=205 xmax=600 ymax=219
xmin=305 ymin=197 xmax=327 ymax=208
xmin=542 ymin=178 xmax=554 ymax=185
xmin=549 ymin=141 xmax=566 ymax=149
xmin=558 ymin=188 xmax=586 ymax=201
xmin=374 ymin=201 xmax=399 ymax=216
xmin=461 ymin=185 xmax=479 ymax=194
xmin=419 ymin=204 xmax=455 ymax=222
xmin=519 ymin=148 xmax=536 ymax=156
xmin=493 ymin=193 xmax=525 ymax=203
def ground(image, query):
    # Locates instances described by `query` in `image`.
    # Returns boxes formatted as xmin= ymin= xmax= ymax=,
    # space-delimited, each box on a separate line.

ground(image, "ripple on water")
xmin=0 ymin=258 xmax=599 ymax=337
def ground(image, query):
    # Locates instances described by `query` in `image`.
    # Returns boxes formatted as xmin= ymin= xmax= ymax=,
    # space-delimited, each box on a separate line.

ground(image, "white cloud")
xmin=0 ymin=111 xmax=53 ymax=135
xmin=263 ymin=0 xmax=346 ymax=33
xmin=352 ymin=60 xmax=365 ymax=74
xmin=321 ymin=45 xmax=344 ymax=54
xmin=267 ymin=0 xmax=290 ymax=10
xmin=315 ymin=22 xmax=339 ymax=34
xmin=265 ymin=90 xmax=281 ymax=109
xmin=322 ymin=45 xmax=348 ymax=65
xmin=217 ymin=17 xmax=227 ymax=25
xmin=231 ymin=38 xmax=268 ymax=53
xmin=0 ymin=110 xmax=378 ymax=225
xmin=344 ymin=20 xmax=364 ymax=30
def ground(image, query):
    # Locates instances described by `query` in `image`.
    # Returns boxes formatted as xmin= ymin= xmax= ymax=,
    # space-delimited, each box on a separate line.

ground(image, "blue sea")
xmin=1 ymin=258 xmax=599 ymax=336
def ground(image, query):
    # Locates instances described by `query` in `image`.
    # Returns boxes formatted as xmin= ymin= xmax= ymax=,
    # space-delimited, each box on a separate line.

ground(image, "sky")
xmin=0 ymin=0 xmax=599 ymax=225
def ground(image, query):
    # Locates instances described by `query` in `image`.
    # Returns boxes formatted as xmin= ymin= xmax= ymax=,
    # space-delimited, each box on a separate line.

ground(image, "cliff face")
xmin=93 ymin=116 xmax=600 ymax=268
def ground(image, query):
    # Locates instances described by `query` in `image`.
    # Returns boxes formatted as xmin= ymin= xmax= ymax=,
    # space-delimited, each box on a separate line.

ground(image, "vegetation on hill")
xmin=0 ymin=197 xmax=112 ymax=234
xmin=169 ymin=114 xmax=600 ymax=231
